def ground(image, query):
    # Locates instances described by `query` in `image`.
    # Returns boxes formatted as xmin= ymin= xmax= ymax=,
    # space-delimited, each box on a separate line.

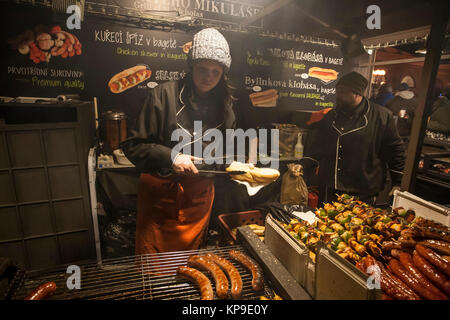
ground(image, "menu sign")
xmin=0 ymin=4 xmax=345 ymax=122
xmin=79 ymin=21 xmax=193 ymax=118
xmin=241 ymin=35 xmax=345 ymax=110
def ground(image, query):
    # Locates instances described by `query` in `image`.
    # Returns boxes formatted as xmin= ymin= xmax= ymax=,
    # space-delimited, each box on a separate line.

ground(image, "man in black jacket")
xmin=386 ymin=82 xmax=418 ymax=138
xmin=304 ymin=72 xmax=406 ymax=205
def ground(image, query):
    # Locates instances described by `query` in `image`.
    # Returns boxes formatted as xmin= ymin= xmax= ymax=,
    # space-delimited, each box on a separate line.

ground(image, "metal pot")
xmin=101 ymin=111 xmax=128 ymax=153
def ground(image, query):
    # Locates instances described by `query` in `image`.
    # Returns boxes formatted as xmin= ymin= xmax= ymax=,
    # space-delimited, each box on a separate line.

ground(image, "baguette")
xmin=226 ymin=161 xmax=279 ymax=185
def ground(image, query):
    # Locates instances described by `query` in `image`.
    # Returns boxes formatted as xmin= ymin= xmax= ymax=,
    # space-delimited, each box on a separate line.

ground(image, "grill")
xmin=10 ymin=245 xmax=275 ymax=300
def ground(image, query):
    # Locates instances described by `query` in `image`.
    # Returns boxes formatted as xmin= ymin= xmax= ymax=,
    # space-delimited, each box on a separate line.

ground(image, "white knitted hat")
xmin=189 ymin=28 xmax=231 ymax=71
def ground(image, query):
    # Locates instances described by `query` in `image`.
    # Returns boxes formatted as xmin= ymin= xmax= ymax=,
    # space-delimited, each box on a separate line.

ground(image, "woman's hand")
xmin=172 ymin=154 xmax=202 ymax=174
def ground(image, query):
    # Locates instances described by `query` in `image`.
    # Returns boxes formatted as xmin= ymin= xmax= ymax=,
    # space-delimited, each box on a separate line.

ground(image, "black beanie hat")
xmin=336 ymin=71 xmax=368 ymax=96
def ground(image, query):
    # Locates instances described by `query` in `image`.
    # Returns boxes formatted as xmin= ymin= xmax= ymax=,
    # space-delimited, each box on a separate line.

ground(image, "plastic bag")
xmin=280 ymin=163 xmax=309 ymax=207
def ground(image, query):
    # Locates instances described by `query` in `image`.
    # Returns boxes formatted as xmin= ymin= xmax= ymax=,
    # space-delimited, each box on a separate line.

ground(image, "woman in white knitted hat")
xmin=122 ymin=28 xmax=235 ymax=254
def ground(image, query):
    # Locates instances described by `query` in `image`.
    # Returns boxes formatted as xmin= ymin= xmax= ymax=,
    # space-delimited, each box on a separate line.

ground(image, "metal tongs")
xmin=156 ymin=168 xmax=246 ymax=177
xmin=157 ymin=155 xmax=248 ymax=177
xmin=197 ymin=169 xmax=246 ymax=175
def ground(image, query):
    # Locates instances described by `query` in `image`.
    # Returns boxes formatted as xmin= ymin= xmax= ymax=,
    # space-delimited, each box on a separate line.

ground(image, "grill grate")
xmin=11 ymin=245 xmax=273 ymax=300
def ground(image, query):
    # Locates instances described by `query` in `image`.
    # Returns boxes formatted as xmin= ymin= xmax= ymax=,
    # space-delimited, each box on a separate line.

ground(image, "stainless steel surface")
xmin=12 ymin=245 xmax=273 ymax=300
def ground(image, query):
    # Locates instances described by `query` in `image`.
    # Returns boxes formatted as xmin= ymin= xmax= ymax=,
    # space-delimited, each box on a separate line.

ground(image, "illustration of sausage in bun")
xmin=308 ymin=67 xmax=339 ymax=82
xmin=108 ymin=65 xmax=152 ymax=94
xmin=249 ymin=89 xmax=279 ymax=107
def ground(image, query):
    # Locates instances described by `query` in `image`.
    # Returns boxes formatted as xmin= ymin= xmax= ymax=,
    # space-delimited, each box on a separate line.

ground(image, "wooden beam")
xmin=240 ymin=0 xmax=294 ymax=27
xmin=401 ymin=2 xmax=449 ymax=193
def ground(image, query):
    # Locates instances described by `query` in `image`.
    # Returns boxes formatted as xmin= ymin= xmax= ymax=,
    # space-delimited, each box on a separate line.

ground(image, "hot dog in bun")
xmin=108 ymin=65 xmax=152 ymax=94
xmin=308 ymin=67 xmax=339 ymax=82
xmin=249 ymin=89 xmax=279 ymax=107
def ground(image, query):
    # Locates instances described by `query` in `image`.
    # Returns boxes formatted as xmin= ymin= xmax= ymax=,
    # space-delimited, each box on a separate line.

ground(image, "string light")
xmin=364 ymin=35 xmax=428 ymax=50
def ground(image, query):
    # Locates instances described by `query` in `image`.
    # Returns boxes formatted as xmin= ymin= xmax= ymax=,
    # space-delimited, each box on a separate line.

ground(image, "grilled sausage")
xmin=355 ymin=260 xmax=365 ymax=272
xmin=420 ymin=240 xmax=450 ymax=256
xmin=25 ymin=282 xmax=56 ymax=300
xmin=391 ymin=249 xmax=409 ymax=258
xmin=362 ymin=256 xmax=420 ymax=300
xmin=415 ymin=217 xmax=449 ymax=231
xmin=411 ymin=225 xmax=450 ymax=242
xmin=382 ymin=240 xmax=415 ymax=251
xmin=413 ymin=250 xmax=450 ymax=296
xmin=416 ymin=244 xmax=450 ymax=277
xmin=382 ymin=241 xmax=402 ymax=251
xmin=205 ymin=253 xmax=243 ymax=299
xmin=388 ymin=258 xmax=443 ymax=300
xmin=381 ymin=293 xmax=392 ymax=300
xmin=443 ymin=256 xmax=450 ymax=263
xmin=177 ymin=266 xmax=214 ymax=300
xmin=383 ymin=268 xmax=421 ymax=300
xmin=229 ymin=250 xmax=264 ymax=292
xmin=399 ymin=252 xmax=447 ymax=299
xmin=187 ymin=255 xmax=229 ymax=299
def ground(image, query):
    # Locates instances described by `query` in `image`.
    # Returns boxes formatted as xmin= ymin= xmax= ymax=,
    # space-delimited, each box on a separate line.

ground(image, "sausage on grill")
xmin=420 ymin=240 xmax=450 ymax=257
xmin=229 ymin=250 xmax=264 ymax=292
xmin=205 ymin=253 xmax=243 ymax=299
xmin=399 ymin=252 xmax=447 ymax=299
xmin=187 ymin=255 xmax=229 ymax=299
xmin=25 ymin=282 xmax=57 ymax=300
xmin=413 ymin=250 xmax=450 ymax=296
xmin=361 ymin=256 xmax=420 ymax=300
xmin=176 ymin=266 xmax=214 ymax=300
xmin=388 ymin=258 xmax=443 ymax=300
xmin=416 ymin=244 xmax=450 ymax=277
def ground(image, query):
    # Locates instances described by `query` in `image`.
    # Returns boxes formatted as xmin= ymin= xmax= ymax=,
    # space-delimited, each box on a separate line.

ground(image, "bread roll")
xmin=252 ymin=167 xmax=280 ymax=183
xmin=226 ymin=161 xmax=279 ymax=185
xmin=226 ymin=161 xmax=254 ymax=183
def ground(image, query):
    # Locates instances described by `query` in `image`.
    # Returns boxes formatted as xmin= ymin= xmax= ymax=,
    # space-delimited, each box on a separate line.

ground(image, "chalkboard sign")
xmin=79 ymin=21 xmax=194 ymax=118
xmin=0 ymin=3 xmax=346 ymax=125
xmin=240 ymin=35 xmax=344 ymax=110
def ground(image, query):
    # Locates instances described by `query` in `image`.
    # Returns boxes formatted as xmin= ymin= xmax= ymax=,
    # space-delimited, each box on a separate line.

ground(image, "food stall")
xmin=0 ymin=0 xmax=449 ymax=303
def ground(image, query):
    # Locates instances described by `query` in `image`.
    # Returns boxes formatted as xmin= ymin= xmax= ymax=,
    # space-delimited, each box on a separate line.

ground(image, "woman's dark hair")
xmin=181 ymin=67 xmax=236 ymax=117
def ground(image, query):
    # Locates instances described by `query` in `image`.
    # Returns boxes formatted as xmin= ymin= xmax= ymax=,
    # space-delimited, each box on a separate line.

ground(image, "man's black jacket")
xmin=304 ymin=97 xmax=406 ymax=196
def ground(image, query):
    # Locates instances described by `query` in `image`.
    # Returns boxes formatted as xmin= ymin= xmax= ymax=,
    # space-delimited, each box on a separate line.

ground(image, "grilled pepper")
xmin=330 ymin=236 xmax=339 ymax=250
xmin=340 ymin=231 xmax=354 ymax=243
xmin=329 ymin=222 xmax=345 ymax=235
